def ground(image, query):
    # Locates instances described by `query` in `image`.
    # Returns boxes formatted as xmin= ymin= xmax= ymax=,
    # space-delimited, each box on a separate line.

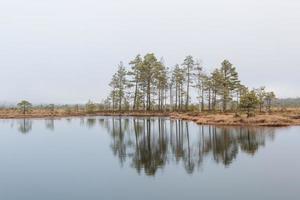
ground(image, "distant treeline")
xmin=275 ymin=98 xmax=300 ymax=108
xmin=2 ymin=98 xmax=299 ymax=112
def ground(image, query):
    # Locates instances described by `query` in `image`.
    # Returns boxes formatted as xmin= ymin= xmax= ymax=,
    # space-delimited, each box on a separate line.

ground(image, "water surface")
xmin=0 ymin=117 xmax=299 ymax=200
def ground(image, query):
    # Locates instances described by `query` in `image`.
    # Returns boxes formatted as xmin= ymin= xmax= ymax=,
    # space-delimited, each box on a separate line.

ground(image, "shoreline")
xmin=0 ymin=111 xmax=170 ymax=119
xmin=170 ymin=113 xmax=300 ymax=127
xmin=1 ymin=111 xmax=300 ymax=127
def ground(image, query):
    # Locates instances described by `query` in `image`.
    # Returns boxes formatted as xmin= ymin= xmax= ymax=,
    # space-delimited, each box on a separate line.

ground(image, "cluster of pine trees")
xmin=103 ymin=53 xmax=276 ymax=113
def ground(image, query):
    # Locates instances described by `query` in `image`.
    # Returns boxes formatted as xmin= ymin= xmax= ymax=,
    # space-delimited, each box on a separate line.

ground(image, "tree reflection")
xmin=102 ymin=117 xmax=277 ymax=176
xmin=110 ymin=117 xmax=128 ymax=166
xmin=131 ymin=118 xmax=168 ymax=175
xmin=18 ymin=119 xmax=33 ymax=134
xmin=45 ymin=119 xmax=55 ymax=131
xmin=86 ymin=118 xmax=97 ymax=129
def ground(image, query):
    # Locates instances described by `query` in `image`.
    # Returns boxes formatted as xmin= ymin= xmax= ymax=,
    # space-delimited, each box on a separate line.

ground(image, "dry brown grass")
xmin=170 ymin=112 xmax=300 ymax=126
xmin=0 ymin=108 xmax=300 ymax=126
xmin=0 ymin=109 xmax=170 ymax=119
xmin=0 ymin=108 xmax=83 ymax=119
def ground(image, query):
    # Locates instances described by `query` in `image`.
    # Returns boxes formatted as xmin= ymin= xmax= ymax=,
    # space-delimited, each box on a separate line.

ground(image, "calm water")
xmin=0 ymin=117 xmax=299 ymax=200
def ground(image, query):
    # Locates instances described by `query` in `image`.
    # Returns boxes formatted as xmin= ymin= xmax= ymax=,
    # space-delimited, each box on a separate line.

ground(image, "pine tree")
xmin=128 ymin=55 xmax=143 ymax=110
xmin=210 ymin=69 xmax=223 ymax=111
xmin=265 ymin=91 xmax=276 ymax=112
xmin=193 ymin=61 xmax=205 ymax=111
xmin=182 ymin=55 xmax=195 ymax=110
xmin=156 ymin=60 xmax=168 ymax=111
xmin=239 ymin=90 xmax=259 ymax=117
xmin=219 ymin=60 xmax=240 ymax=112
xmin=17 ymin=100 xmax=32 ymax=115
xmin=140 ymin=53 xmax=163 ymax=111
xmin=109 ymin=62 xmax=127 ymax=111
xmin=255 ymin=87 xmax=266 ymax=112
xmin=172 ymin=64 xmax=185 ymax=111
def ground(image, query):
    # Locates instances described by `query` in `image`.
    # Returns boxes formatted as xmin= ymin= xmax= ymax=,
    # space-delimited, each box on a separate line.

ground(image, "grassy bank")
xmin=171 ymin=112 xmax=300 ymax=127
xmin=0 ymin=109 xmax=300 ymax=126
xmin=0 ymin=109 xmax=170 ymax=119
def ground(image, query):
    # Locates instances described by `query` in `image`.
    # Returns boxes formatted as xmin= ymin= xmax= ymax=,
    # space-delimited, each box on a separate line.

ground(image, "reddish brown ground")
xmin=1 ymin=109 xmax=300 ymax=126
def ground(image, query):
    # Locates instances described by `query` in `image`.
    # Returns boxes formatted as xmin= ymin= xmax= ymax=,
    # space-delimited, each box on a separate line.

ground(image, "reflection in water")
xmin=65 ymin=118 xmax=72 ymax=123
xmin=45 ymin=119 xmax=55 ymax=131
xmin=2 ymin=117 xmax=299 ymax=199
xmin=18 ymin=119 xmax=33 ymax=134
xmin=12 ymin=117 xmax=277 ymax=176
xmin=101 ymin=117 xmax=276 ymax=176
xmin=86 ymin=118 xmax=97 ymax=129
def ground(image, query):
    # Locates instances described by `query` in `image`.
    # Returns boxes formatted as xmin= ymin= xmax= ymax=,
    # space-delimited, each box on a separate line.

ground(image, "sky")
xmin=0 ymin=0 xmax=299 ymax=104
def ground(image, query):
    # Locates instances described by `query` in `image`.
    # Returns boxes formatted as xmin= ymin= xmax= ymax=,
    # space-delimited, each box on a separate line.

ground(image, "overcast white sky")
xmin=0 ymin=0 xmax=299 ymax=104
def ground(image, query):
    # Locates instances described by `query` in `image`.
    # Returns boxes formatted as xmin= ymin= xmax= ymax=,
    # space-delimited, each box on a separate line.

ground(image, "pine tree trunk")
xmin=133 ymin=81 xmax=138 ymax=110
xmin=175 ymin=84 xmax=178 ymax=111
xmin=147 ymin=81 xmax=151 ymax=111
xmin=186 ymin=69 xmax=190 ymax=111
xmin=208 ymin=89 xmax=211 ymax=111
xmin=201 ymin=87 xmax=204 ymax=112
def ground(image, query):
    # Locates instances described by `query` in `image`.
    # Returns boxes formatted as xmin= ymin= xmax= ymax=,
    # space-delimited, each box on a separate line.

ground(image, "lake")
xmin=0 ymin=117 xmax=299 ymax=200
